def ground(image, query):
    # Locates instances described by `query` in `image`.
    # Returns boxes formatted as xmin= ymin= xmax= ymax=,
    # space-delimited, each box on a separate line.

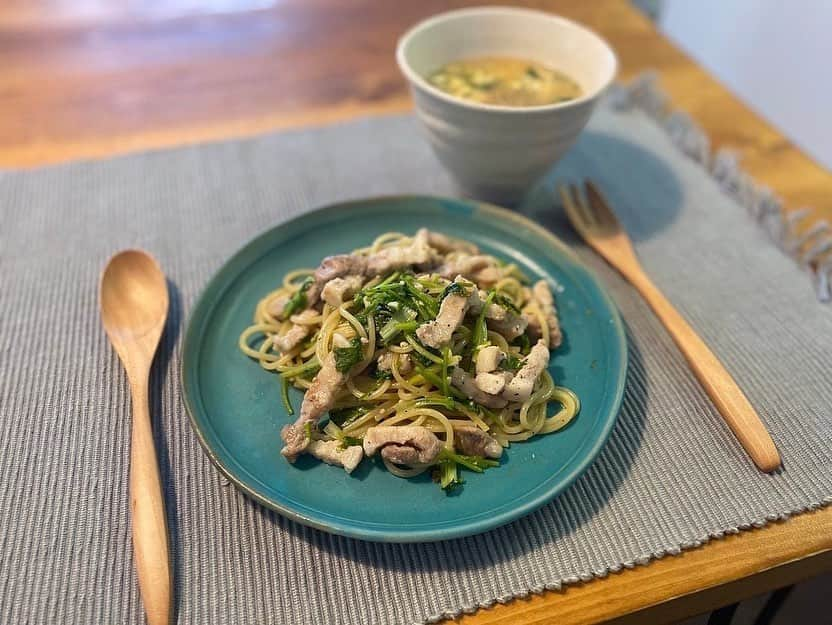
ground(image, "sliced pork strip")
xmin=272 ymin=309 xmax=318 ymax=353
xmin=280 ymin=351 xmax=347 ymax=461
xmin=437 ymin=254 xmax=495 ymax=281
xmin=366 ymin=229 xmax=437 ymax=276
xmin=279 ymin=424 xmax=310 ymax=464
xmin=415 ymin=278 xmax=473 ymax=348
xmin=306 ymin=254 xmax=369 ymax=307
xmin=533 ymin=280 xmax=563 ymax=348
xmin=307 ymin=440 xmax=364 ymax=474
xmin=475 ymin=371 xmax=509 ymax=395
xmin=467 ymin=289 xmax=507 ymax=320
xmin=450 ymin=368 xmax=508 ymax=409
xmin=486 ymin=313 xmax=528 ymax=341
xmin=453 ymin=425 xmax=503 ymax=459
xmin=467 ymin=291 xmax=526 ymax=339
xmin=501 ymin=339 xmax=550 ymax=403
xmin=377 ymin=351 xmax=413 ymax=376
xmin=314 ymin=254 xmax=368 ymax=284
xmin=272 ymin=325 xmax=308 ymax=353
xmin=363 ymin=425 xmax=443 ymax=465
xmin=266 ymin=294 xmax=291 ymax=320
xmin=473 ymin=265 xmax=504 ymax=288
xmin=476 ymin=345 xmax=504 ymax=373
xmin=320 ymin=275 xmax=364 ymax=308
xmin=420 ymin=229 xmax=480 ymax=255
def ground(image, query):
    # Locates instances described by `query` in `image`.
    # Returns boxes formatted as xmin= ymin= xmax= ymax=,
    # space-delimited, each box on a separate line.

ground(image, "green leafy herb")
xmin=438 ymin=447 xmax=501 ymax=472
xmin=280 ymin=356 xmax=321 ymax=379
xmin=400 ymin=274 xmax=440 ymax=320
xmin=502 ymin=353 xmax=523 ymax=371
xmin=440 ymin=346 xmax=452 ymax=396
xmin=471 ymin=290 xmax=495 ymax=353
xmin=379 ymin=305 xmax=418 ymax=344
xmin=431 ymin=447 xmax=500 ymax=491
xmin=414 ymin=365 xmax=467 ymax=401
xmin=433 ymin=462 xmax=463 ymax=491
xmin=371 ymin=366 xmax=394 ymax=381
xmin=525 ymin=66 xmax=541 ymax=79
xmin=512 ymin=333 xmax=531 ymax=355
xmin=440 ymin=281 xmax=471 ymax=300
xmin=282 ymin=277 xmax=314 ymax=317
xmin=413 ymin=396 xmax=456 ymax=410
xmin=339 ymin=436 xmax=363 ymax=449
xmin=280 ymin=375 xmax=294 ymax=416
xmin=328 ymin=405 xmax=370 ymax=428
xmin=492 ymin=293 xmax=521 ymax=314
xmin=333 ymin=336 xmax=364 ymax=373
xmin=410 ymin=348 xmax=435 ymax=368
xmin=356 ymin=273 xmax=439 ymax=324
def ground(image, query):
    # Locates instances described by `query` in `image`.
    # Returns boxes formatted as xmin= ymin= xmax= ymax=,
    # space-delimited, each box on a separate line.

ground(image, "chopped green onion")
xmin=440 ymin=346 xmax=451 ymax=397
xmin=437 ymin=447 xmax=500 ymax=472
xmin=282 ymin=276 xmax=314 ymax=317
xmin=503 ymin=353 xmax=523 ymax=371
xmin=471 ymin=290 xmax=495 ymax=353
xmin=339 ymin=436 xmax=363 ymax=449
xmin=440 ymin=281 xmax=470 ymax=299
xmin=414 ymin=365 xmax=467 ymax=401
xmin=512 ymin=333 xmax=531 ymax=355
xmin=328 ymin=405 xmax=370 ymax=428
xmin=412 ymin=396 xmax=456 ymax=410
xmin=405 ymin=335 xmax=444 ymax=364
xmin=379 ymin=306 xmax=418 ymax=343
xmin=279 ymin=356 xmax=321 ymax=379
xmin=371 ymin=366 xmax=394 ymax=381
xmin=280 ymin=375 xmax=294 ymax=416
xmin=492 ymin=293 xmax=521 ymax=314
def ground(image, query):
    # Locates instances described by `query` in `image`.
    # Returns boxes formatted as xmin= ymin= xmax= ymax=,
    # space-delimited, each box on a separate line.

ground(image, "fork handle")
xmin=628 ymin=270 xmax=781 ymax=472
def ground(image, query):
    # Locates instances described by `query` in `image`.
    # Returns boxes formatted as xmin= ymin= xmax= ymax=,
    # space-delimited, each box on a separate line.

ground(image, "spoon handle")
xmin=129 ymin=374 xmax=172 ymax=625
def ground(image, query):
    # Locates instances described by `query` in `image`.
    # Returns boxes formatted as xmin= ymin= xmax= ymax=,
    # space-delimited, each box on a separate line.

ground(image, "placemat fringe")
xmin=610 ymin=73 xmax=832 ymax=302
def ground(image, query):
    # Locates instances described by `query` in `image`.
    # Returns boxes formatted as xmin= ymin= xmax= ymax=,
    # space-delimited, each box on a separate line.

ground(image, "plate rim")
xmin=181 ymin=194 xmax=627 ymax=542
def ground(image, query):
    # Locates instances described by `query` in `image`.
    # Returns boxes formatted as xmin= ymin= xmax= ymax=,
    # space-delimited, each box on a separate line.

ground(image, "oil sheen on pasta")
xmin=427 ymin=57 xmax=582 ymax=107
xmin=239 ymin=230 xmax=579 ymax=490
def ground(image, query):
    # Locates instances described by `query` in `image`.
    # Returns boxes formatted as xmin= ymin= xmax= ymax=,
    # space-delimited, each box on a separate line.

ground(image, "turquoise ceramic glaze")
xmin=182 ymin=196 xmax=627 ymax=542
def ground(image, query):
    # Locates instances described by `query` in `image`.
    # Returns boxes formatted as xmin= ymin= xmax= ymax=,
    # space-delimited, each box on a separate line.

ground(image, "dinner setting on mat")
xmin=2 ymin=3 xmax=830 ymax=625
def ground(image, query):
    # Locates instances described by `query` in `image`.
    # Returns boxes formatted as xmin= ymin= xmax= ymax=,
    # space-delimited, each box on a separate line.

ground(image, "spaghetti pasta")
xmin=239 ymin=230 xmax=579 ymax=490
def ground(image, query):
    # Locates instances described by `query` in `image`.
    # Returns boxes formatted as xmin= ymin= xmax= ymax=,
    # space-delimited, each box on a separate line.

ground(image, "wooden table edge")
xmin=449 ymin=505 xmax=832 ymax=625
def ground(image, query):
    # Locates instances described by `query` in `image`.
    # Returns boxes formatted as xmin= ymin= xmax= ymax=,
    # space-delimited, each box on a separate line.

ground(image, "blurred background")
xmin=648 ymin=0 xmax=832 ymax=170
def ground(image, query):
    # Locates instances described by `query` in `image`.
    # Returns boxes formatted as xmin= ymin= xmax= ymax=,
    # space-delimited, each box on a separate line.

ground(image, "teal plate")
xmin=182 ymin=196 xmax=626 ymax=542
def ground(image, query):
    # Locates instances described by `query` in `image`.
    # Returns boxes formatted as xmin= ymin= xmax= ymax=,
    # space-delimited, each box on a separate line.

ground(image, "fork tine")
xmin=584 ymin=180 xmax=619 ymax=230
xmin=572 ymin=183 xmax=598 ymax=227
xmin=558 ymin=183 xmax=588 ymax=234
xmin=565 ymin=182 xmax=600 ymax=231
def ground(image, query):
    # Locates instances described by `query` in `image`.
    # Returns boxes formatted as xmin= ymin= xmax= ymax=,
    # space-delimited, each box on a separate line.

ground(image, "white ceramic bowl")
xmin=397 ymin=7 xmax=618 ymax=203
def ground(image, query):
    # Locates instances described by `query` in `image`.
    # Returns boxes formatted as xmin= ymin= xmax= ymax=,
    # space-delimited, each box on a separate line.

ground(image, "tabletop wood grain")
xmin=3 ymin=1 xmax=830 ymax=623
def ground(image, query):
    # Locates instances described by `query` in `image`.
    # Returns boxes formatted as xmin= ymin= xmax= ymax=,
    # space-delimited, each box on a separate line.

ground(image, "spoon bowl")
xmin=101 ymin=249 xmax=169 ymax=345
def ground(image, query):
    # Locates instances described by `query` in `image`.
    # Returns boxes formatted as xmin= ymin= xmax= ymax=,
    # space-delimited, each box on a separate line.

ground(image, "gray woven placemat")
xmin=1 ymin=92 xmax=831 ymax=625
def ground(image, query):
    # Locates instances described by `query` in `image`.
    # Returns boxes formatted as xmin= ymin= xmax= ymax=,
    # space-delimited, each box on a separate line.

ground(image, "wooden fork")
xmin=560 ymin=181 xmax=781 ymax=472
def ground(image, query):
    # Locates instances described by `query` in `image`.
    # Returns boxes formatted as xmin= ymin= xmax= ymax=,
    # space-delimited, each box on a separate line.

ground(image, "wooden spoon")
xmin=100 ymin=249 xmax=172 ymax=625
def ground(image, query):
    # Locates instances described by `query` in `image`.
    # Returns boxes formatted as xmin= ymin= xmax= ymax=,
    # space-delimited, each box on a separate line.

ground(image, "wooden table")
xmin=3 ymin=1 xmax=830 ymax=622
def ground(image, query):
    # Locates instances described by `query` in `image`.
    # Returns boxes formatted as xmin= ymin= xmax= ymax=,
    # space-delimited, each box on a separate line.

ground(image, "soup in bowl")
xmin=397 ymin=7 xmax=617 ymax=203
